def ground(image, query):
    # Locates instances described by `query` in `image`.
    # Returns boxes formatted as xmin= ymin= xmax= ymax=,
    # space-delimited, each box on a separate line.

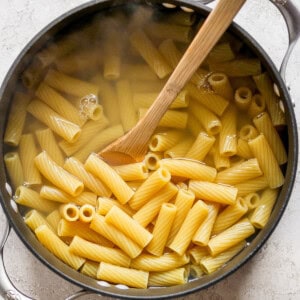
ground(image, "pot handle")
xmin=271 ymin=0 xmax=300 ymax=90
xmin=0 ymin=215 xmax=33 ymax=300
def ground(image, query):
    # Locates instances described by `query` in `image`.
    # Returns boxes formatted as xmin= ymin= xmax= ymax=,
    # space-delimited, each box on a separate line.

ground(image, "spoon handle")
xmin=132 ymin=0 xmax=245 ymax=146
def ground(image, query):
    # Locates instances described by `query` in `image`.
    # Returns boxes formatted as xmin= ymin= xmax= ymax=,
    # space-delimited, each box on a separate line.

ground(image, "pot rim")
xmin=0 ymin=0 xmax=298 ymax=299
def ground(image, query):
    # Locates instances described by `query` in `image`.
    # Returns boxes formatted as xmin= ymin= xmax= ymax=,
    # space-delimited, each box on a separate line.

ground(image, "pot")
xmin=0 ymin=0 xmax=299 ymax=299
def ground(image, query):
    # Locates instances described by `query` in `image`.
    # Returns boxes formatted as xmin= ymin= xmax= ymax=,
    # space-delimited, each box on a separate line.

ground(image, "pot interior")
xmin=0 ymin=0 xmax=298 ymax=299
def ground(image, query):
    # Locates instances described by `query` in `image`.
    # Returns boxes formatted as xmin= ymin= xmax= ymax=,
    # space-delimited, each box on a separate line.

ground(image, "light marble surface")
xmin=0 ymin=0 xmax=299 ymax=299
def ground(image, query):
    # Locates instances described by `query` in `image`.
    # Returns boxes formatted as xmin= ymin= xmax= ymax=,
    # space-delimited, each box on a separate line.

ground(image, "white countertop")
xmin=0 ymin=0 xmax=299 ymax=299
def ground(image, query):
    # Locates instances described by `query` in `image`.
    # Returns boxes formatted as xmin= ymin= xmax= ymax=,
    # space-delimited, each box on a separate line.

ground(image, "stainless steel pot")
xmin=0 ymin=0 xmax=299 ymax=299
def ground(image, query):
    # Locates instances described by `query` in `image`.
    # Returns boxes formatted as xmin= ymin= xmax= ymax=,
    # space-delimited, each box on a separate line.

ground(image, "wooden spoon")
xmin=100 ymin=0 xmax=246 ymax=164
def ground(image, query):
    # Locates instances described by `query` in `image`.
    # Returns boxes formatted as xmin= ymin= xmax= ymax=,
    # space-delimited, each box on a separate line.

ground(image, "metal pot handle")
xmin=271 ymin=0 xmax=300 ymax=90
xmin=0 ymin=215 xmax=33 ymax=300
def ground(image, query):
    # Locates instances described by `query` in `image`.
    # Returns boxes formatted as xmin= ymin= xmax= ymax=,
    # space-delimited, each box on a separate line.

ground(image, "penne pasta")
xmin=57 ymin=219 xmax=113 ymax=247
xmin=129 ymin=167 xmax=171 ymax=210
xmin=85 ymin=153 xmax=134 ymax=204
xmin=35 ymin=82 xmax=84 ymax=126
xmin=208 ymin=218 xmax=255 ymax=256
xmin=35 ymin=225 xmax=85 ymax=270
xmin=112 ymin=162 xmax=149 ymax=182
xmin=130 ymin=29 xmax=172 ymax=79
xmin=189 ymin=181 xmax=237 ymax=205
xmin=15 ymin=186 xmax=57 ymax=213
xmin=44 ymin=69 xmax=99 ymax=98
xmin=130 ymin=252 xmax=189 ymax=272
xmin=166 ymin=189 xmax=195 ymax=246
xmin=250 ymin=188 xmax=279 ymax=229
xmin=79 ymin=204 xmax=95 ymax=223
xmin=211 ymin=197 xmax=248 ymax=235
xmin=253 ymin=112 xmax=287 ymax=165
xmin=133 ymin=183 xmax=178 ymax=227
xmin=148 ymin=268 xmax=187 ymax=287
xmin=4 ymin=152 xmax=24 ymax=189
xmin=139 ymin=108 xmax=188 ymax=129
xmin=215 ymin=158 xmax=262 ymax=185
xmin=4 ymin=92 xmax=31 ymax=146
xmin=69 ymin=236 xmax=130 ymax=267
xmin=146 ymin=203 xmax=177 ymax=256
xmin=192 ymin=203 xmax=220 ymax=246
xmin=35 ymin=151 xmax=84 ymax=197
xmin=248 ymin=134 xmax=284 ymax=188
xmin=97 ymin=262 xmax=149 ymax=289
xmin=63 ymin=157 xmax=111 ymax=197
xmin=185 ymin=132 xmax=215 ymax=161
xmin=59 ymin=203 xmax=79 ymax=222
xmin=90 ymin=214 xmax=142 ymax=259
xmin=253 ymin=72 xmax=285 ymax=127
xmin=160 ymin=158 xmax=217 ymax=182
xmin=169 ymin=200 xmax=209 ymax=255
xmin=27 ymin=99 xmax=81 ymax=143
xmin=188 ymin=100 xmax=222 ymax=135
xmin=58 ymin=117 xmax=109 ymax=156
xmin=105 ymin=205 xmax=153 ymax=248
xmin=219 ymin=105 xmax=237 ymax=156
xmin=116 ymin=80 xmax=137 ymax=132
xmin=19 ymin=134 xmax=42 ymax=185
xmin=200 ymin=241 xmax=246 ymax=274
xmin=208 ymin=72 xmax=233 ymax=100
xmin=73 ymin=125 xmax=124 ymax=162
xmin=35 ymin=128 xmax=65 ymax=166
xmin=40 ymin=185 xmax=97 ymax=206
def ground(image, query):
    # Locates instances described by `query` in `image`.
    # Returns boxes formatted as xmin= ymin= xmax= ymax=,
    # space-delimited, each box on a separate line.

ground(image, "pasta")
xmin=85 ymin=153 xmax=134 ymax=204
xmin=105 ymin=205 xmax=153 ymax=248
xmin=146 ymin=203 xmax=177 ymax=256
xmin=15 ymin=186 xmax=57 ymax=213
xmin=90 ymin=214 xmax=142 ymax=259
xmin=59 ymin=203 xmax=79 ymax=222
xmin=4 ymin=3 xmax=288 ymax=289
xmin=35 ymin=225 xmax=85 ymax=270
xmin=208 ymin=72 xmax=233 ymax=100
xmin=208 ymin=218 xmax=255 ymax=256
xmin=248 ymin=134 xmax=284 ymax=188
xmin=35 ymin=128 xmax=65 ymax=166
xmin=40 ymin=186 xmax=97 ymax=206
xmin=44 ymin=69 xmax=99 ymax=98
xmin=59 ymin=117 xmax=109 ymax=156
xmin=189 ymin=181 xmax=237 ymax=205
xmin=169 ymin=200 xmax=209 ymax=255
xmin=128 ymin=167 xmax=171 ymax=210
xmin=116 ymin=80 xmax=137 ymax=132
xmin=63 ymin=157 xmax=111 ymax=197
xmin=19 ymin=134 xmax=42 ymax=185
xmin=57 ymin=219 xmax=113 ymax=247
xmin=129 ymin=29 xmax=172 ymax=79
xmin=4 ymin=152 xmax=24 ymax=189
xmin=35 ymin=82 xmax=84 ymax=126
xmin=97 ymin=262 xmax=149 ymax=289
xmin=27 ymin=100 xmax=81 ymax=143
xmin=148 ymin=268 xmax=187 ymax=286
xmin=34 ymin=151 xmax=84 ymax=197
xmin=69 ymin=236 xmax=130 ymax=267
xmin=4 ymin=92 xmax=30 ymax=146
